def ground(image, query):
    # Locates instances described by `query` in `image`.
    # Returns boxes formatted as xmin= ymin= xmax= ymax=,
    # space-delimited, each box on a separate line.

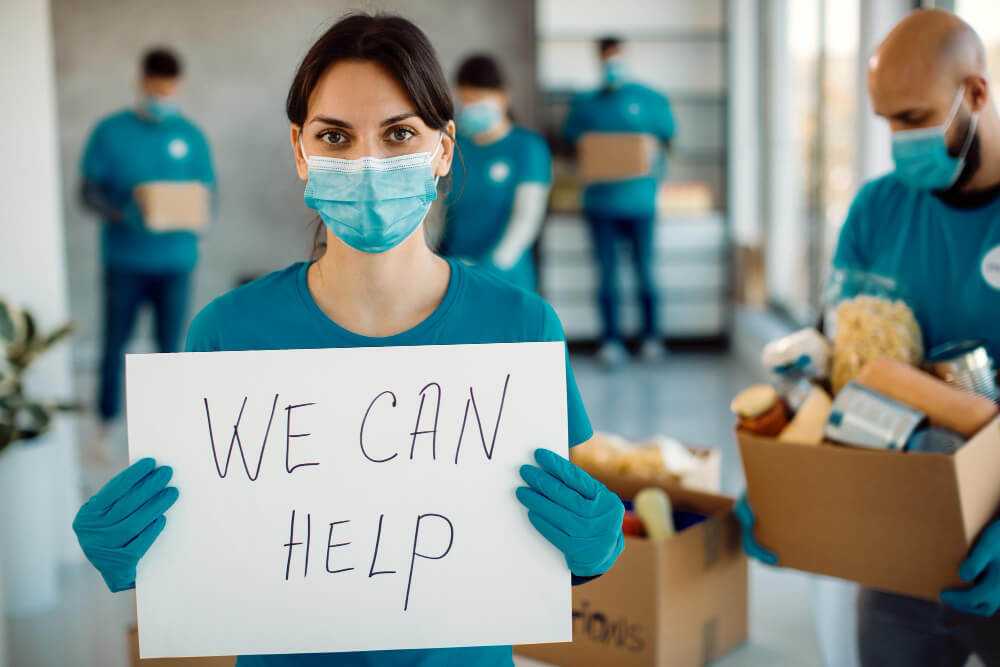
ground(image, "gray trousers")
xmin=858 ymin=588 xmax=1000 ymax=666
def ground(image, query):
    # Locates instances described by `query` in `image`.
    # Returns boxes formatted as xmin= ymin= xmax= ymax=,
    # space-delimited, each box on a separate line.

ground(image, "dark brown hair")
xmin=286 ymin=13 xmax=455 ymax=257
xmin=455 ymin=54 xmax=506 ymax=90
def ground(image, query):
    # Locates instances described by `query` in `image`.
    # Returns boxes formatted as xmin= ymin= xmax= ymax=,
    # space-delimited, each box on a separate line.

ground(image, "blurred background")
xmin=2 ymin=0 xmax=999 ymax=665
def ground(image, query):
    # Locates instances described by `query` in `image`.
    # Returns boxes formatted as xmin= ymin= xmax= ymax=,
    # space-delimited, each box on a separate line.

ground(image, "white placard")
xmin=125 ymin=342 xmax=571 ymax=658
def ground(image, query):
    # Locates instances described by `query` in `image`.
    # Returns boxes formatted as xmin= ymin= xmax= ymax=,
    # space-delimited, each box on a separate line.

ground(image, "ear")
xmin=435 ymin=121 xmax=456 ymax=179
xmin=290 ymin=125 xmax=308 ymax=181
xmin=968 ymin=75 xmax=990 ymax=113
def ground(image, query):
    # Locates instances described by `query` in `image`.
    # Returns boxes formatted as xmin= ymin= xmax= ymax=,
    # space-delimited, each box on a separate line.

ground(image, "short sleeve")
xmin=832 ymin=181 xmax=878 ymax=271
xmin=520 ymin=133 xmax=552 ymax=185
xmin=184 ymin=301 xmax=222 ymax=352
xmin=652 ymin=90 xmax=675 ymax=142
xmin=81 ymin=121 xmax=111 ymax=183
xmin=562 ymin=95 xmax=587 ymax=145
xmin=537 ymin=300 xmax=594 ymax=448
xmin=191 ymin=127 xmax=216 ymax=187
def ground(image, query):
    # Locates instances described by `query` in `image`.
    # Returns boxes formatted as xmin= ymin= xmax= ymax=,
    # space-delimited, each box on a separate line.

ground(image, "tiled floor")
xmin=3 ymin=351 xmax=861 ymax=666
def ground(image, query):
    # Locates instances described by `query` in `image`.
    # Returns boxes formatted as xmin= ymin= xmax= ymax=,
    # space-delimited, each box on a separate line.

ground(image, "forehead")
xmin=308 ymin=59 xmax=415 ymax=119
xmin=868 ymin=56 xmax=954 ymax=114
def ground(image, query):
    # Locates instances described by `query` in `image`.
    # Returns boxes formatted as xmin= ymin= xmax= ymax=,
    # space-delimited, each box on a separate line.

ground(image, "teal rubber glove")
xmin=941 ymin=519 xmax=1000 ymax=617
xmin=73 ymin=458 xmax=179 ymax=592
xmin=516 ymin=448 xmax=625 ymax=577
xmin=733 ymin=493 xmax=778 ymax=566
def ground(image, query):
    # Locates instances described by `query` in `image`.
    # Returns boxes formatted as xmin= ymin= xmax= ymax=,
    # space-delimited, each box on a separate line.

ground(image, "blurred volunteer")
xmin=563 ymin=37 xmax=675 ymax=365
xmin=80 ymin=47 xmax=215 ymax=435
xmin=737 ymin=9 xmax=1000 ymax=666
xmin=440 ymin=55 xmax=553 ymax=291
xmin=72 ymin=14 xmax=624 ymax=667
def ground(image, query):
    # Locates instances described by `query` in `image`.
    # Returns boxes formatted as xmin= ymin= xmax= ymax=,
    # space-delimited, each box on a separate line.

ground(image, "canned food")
xmin=824 ymin=381 xmax=927 ymax=451
xmin=925 ymin=340 xmax=999 ymax=404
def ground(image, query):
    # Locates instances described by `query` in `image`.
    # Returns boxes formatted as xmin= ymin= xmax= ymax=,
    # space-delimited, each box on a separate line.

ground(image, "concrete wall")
xmin=52 ymin=0 xmax=536 ymax=366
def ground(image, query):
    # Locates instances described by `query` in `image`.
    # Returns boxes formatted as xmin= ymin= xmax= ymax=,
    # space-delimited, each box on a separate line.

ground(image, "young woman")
xmin=439 ymin=54 xmax=553 ymax=292
xmin=72 ymin=14 xmax=624 ymax=667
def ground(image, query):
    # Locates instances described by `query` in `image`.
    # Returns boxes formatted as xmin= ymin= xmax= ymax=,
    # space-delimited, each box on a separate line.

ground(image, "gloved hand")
xmin=73 ymin=458 xmax=179 ymax=592
xmin=941 ymin=519 xmax=1000 ymax=617
xmin=733 ymin=493 xmax=778 ymax=565
xmin=516 ymin=448 xmax=625 ymax=577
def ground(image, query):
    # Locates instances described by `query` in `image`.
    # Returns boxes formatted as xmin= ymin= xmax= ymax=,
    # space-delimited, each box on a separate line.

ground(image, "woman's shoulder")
xmin=451 ymin=261 xmax=563 ymax=340
xmin=185 ymin=262 xmax=308 ymax=351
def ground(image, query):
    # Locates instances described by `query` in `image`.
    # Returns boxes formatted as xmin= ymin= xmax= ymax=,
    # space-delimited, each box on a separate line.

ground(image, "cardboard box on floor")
xmin=737 ymin=417 xmax=1000 ymax=600
xmin=516 ymin=476 xmax=747 ymax=666
xmin=133 ymin=181 xmax=210 ymax=232
xmin=577 ymin=132 xmax=659 ymax=183
xmin=128 ymin=627 xmax=234 ymax=667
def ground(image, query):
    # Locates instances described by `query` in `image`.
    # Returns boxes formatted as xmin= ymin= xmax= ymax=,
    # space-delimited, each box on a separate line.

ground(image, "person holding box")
xmin=80 ymin=47 xmax=215 ymax=444
xmin=440 ymin=54 xmax=552 ymax=292
xmin=72 ymin=14 xmax=624 ymax=666
xmin=737 ymin=9 xmax=1000 ymax=665
xmin=563 ymin=37 xmax=675 ymax=366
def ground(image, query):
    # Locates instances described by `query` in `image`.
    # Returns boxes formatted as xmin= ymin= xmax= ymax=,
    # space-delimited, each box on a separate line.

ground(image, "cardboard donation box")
xmin=129 ymin=627 xmax=234 ymax=667
xmin=738 ymin=417 xmax=1000 ymax=600
xmin=133 ymin=181 xmax=210 ymax=231
xmin=577 ymin=132 xmax=659 ymax=183
xmin=516 ymin=478 xmax=748 ymax=666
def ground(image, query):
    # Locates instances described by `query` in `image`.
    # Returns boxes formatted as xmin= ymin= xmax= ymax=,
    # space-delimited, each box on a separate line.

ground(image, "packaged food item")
xmin=777 ymin=386 xmax=832 ymax=445
xmin=824 ymin=381 xmax=926 ymax=451
xmin=824 ymin=270 xmax=923 ymax=394
xmin=621 ymin=510 xmax=646 ymax=537
xmin=906 ymin=427 xmax=967 ymax=455
xmin=761 ymin=328 xmax=832 ymax=379
xmin=925 ymin=340 xmax=1000 ymax=404
xmin=731 ymin=385 xmax=789 ymax=437
xmin=633 ymin=487 xmax=675 ymax=541
xmin=570 ymin=432 xmax=710 ymax=485
xmin=856 ymin=357 xmax=999 ymax=438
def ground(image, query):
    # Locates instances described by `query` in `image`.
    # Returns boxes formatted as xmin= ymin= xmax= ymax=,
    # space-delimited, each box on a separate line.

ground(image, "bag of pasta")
xmin=824 ymin=269 xmax=924 ymax=394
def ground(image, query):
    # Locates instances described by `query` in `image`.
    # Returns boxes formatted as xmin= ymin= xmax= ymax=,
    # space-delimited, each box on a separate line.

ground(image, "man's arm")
xmin=80 ymin=179 xmax=122 ymax=222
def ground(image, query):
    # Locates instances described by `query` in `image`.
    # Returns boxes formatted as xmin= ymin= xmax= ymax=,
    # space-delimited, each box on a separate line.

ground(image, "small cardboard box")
xmin=128 ymin=626 xmax=234 ymax=667
xmin=577 ymin=132 xmax=659 ymax=184
xmin=737 ymin=417 xmax=1000 ymax=600
xmin=516 ymin=478 xmax=748 ymax=666
xmin=133 ymin=181 xmax=210 ymax=231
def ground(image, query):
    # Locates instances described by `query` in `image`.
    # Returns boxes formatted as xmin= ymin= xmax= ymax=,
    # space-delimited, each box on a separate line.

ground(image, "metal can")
xmin=925 ymin=340 xmax=999 ymax=404
xmin=824 ymin=381 xmax=927 ymax=451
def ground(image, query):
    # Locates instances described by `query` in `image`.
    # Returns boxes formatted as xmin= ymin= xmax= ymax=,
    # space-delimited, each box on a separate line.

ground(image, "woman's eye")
xmin=320 ymin=131 xmax=346 ymax=145
xmin=387 ymin=127 xmax=416 ymax=142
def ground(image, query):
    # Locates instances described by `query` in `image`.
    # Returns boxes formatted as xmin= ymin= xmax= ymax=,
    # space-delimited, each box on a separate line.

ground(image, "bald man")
xmin=738 ymin=9 xmax=1000 ymax=666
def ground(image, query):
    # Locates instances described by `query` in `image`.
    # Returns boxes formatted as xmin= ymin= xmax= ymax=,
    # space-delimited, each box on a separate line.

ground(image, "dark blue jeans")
xmin=586 ymin=214 xmax=658 ymax=342
xmin=99 ymin=268 xmax=191 ymax=421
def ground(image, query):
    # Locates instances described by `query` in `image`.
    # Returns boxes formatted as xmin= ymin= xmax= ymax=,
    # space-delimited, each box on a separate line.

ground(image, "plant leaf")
xmin=0 ymin=301 xmax=15 ymax=343
xmin=43 ymin=322 xmax=75 ymax=350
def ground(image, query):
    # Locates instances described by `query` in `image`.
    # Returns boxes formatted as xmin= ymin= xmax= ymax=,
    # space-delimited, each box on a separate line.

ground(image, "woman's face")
xmin=456 ymin=86 xmax=509 ymax=114
xmin=292 ymin=59 xmax=455 ymax=181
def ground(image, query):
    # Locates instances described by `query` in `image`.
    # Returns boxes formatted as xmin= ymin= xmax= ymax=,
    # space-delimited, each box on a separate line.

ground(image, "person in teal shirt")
xmin=563 ymin=37 xmax=675 ymax=365
xmin=738 ymin=10 xmax=1000 ymax=666
xmin=441 ymin=54 xmax=553 ymax=291
xmin=80 ymin=47 xmax=214 ymax=431
xmin=72 ymin=15 xmax=625 ymax=667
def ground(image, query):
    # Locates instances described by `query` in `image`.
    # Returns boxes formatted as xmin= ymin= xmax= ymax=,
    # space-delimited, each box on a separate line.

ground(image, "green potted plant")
xmin=0 ymin=297 xmax=76 ymax=616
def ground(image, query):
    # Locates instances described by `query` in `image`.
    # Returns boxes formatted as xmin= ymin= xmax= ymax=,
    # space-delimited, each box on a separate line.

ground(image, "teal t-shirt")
xmin=81 ymin=109 xmax=215 ymax=274
xmin=442 ymin=126 xmax=552 ymax=291
xmin=184 ymin=257 xmax=594 ymax=667
xmin=562 ymin=82 xmax=674 ymax=220
xmin=833 ymin=174 xmax=1000 ymax=360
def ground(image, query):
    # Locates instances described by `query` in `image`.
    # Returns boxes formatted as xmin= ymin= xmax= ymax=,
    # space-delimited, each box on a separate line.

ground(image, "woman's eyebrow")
xmin=308 ymin=115 xmax=352 ymax=129
xmin=381 ymin=112 xmax=417 ymax=127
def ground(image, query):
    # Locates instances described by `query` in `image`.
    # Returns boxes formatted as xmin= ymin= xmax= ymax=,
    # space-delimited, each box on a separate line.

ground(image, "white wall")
xmin=0 ymin=0 xmax=80 ymax=564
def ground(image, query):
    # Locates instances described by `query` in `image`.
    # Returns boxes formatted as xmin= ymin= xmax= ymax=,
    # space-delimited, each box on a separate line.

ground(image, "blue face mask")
xmin=457 ymin=100 xmax=502 ymax=136
xmin=301 ymin=135 xmax=442 ymax=254
xmin=603 ymin=59 xmax=627 ymax=87
xmin=142 ymin=96 xmax=179 ymax=122
xmin=891 ymin=87 xmax=978 ymax=191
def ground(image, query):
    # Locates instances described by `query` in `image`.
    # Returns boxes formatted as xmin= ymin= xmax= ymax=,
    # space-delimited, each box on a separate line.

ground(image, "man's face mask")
xmin=891 ymin=86 xmax=979 ymax=191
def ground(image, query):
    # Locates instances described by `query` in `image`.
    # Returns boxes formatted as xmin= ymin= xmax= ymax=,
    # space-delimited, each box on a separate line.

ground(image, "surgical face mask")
xmin=142 ymin=95 xmax=179 ymax=122
xmin=602 ymin=59 xmax=627 ymax=87
xmin=301 ymin=134 xmax=442 ymax=254
xmin=457 ymin=100 xmax=502 ymax=136
xmin=891 ymin=87 xmax=979 ymax=191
